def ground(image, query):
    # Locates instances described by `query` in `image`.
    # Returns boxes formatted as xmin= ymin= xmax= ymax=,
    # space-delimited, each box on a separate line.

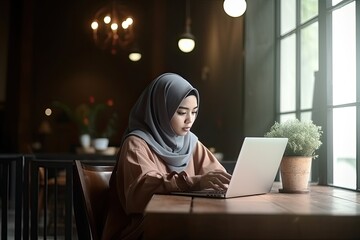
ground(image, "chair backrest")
xmin=74 ymin=160 xmax=114 ymax=240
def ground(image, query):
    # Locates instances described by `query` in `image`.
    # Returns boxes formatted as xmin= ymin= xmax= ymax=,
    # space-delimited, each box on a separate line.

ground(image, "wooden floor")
xmin=144 ymin=183 xmax=360 ymax=239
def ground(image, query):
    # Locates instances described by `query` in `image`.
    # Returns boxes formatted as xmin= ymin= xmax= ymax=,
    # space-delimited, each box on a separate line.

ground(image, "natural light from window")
xmin=301 ymin=0 xmax=318 ymax=23
xmin=280 ymin=35 xmax=296 ymax=113
xmin=333 ymin=107 xmax=356 ymax=189
xmin=332 ymin=3 xmax=356 ymax=106
xmin=301 ymin=22 xmax=318 ymax=110
xmin=280 ymin=0 xmax=295 ymax=35
xmin=331 ymin=2 xmax=357 ymax=189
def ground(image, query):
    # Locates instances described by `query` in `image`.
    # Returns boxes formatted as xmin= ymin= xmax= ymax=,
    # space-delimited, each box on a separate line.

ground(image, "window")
xmin=330 ymin=1 xmax=357 ymax=189
xmin=279 ymin=0 xmax=319 ymax=122
xmin=277 ymin=0 xmax=359 ymax=190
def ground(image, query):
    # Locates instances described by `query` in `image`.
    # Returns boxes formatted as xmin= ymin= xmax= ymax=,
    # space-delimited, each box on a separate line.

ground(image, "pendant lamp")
xmin=223 ymin=0 xmax=247 ymax=18
xmin=178 ymin=0 xmax=195 ymax=53
xmin=128 ymin=44 xmax=142 ymax=61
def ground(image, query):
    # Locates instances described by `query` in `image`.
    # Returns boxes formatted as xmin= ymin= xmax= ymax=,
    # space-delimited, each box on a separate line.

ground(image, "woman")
xmin=102 ymin=73 xmax=231 ymax=240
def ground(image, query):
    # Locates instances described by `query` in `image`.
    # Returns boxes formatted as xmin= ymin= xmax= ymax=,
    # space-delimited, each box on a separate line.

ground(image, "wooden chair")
xmin=73 ymin=160 xmax=114 ymax=240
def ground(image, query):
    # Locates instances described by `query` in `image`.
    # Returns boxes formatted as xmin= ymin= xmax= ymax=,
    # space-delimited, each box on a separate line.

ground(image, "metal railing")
xmin=30 ymin=159 xmax=74 ymax=239
xmin=1 ymin=153 xmax=116 ymax=239
xmin=0 ymin=154 xmax=30 ymax=240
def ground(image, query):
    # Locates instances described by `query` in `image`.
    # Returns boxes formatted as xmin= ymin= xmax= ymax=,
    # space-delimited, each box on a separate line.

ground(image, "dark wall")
xmin=2 ymin=0 xmax=245 ymax=160
xmin=30 ymin=0 xmax=154 ymax=152
xmin=244 ymin=0 xmax=276 ymax=137
xmin=0 ymin=0 xmax=10 ymax=152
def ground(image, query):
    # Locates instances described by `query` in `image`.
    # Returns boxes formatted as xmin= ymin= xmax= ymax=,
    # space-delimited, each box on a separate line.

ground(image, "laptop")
xmin=171 ymin=137 xmax=288 ymax=198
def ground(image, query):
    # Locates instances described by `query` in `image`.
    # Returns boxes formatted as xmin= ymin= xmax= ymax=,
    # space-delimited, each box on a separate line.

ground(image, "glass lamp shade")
xmin=129 ymin=52 xmax=142 ymax=61
xmin=223 ymin=0 xmax=247 ymax=17
xmin=178 ymin=33 xmax=195 ymax=53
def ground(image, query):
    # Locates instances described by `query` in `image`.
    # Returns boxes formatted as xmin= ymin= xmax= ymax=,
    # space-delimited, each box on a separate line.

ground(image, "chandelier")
xmin=90 ymin=1 xmax=136 ymax=56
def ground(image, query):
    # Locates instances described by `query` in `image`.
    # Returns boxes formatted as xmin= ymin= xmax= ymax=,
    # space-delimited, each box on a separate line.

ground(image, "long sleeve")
xmin=116 ymin=136 xmax=189 ymax=214
xmin=116 ymin=136 xmax=227 ymax=214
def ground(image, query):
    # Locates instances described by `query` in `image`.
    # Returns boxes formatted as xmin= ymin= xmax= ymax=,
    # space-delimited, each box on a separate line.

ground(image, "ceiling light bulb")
xmin=122 ymin=21 xmax=129 ymax=29
xmin=104 ymin=15 xmax=111 ymax=24
xmin=91 ymin=21 xmax=99 ymax=30
xmin=178 ymin=37 xmax=195 ymax=53
xmin=129 ymin=52 xmax=142 ymax=61
xmin=126 ymin=17 xmax=133 ymax=25
xmin=223 ymin=0 xmax=247 ymax=17
xmin=111 ymin=23 xmax=118 ymax=31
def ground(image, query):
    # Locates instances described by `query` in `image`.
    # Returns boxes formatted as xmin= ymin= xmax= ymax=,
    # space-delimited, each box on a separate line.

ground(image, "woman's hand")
xmin=199 ymin=170 xmax=232 ymax=191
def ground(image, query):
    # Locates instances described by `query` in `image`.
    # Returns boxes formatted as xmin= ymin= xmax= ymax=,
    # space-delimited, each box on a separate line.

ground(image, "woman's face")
xmin=170 ymin=95 xmax=198 ymax=136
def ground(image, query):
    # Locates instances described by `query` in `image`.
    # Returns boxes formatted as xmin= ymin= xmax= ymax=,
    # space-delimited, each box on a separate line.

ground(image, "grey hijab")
xmin=124 ymin=72 xmax=199 ymax=172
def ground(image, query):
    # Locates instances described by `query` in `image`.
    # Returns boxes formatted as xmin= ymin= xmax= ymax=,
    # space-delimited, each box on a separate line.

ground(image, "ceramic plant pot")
xmin=279 ymin=156 xmax=312 ymax=193
xmin=79 ymin=134 xmax=91 ymax=148
xmin=92 ymin=138 xmax=109 ymax=151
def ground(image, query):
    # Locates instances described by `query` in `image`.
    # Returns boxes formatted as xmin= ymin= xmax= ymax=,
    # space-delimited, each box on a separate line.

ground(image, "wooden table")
xmin=144 ymin=183 xmax=360 ymax=239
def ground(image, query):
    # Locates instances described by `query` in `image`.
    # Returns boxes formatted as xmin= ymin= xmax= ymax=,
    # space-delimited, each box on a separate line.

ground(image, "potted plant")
xmin=265 ymin=119 xmax=323 ymax=193
xmin=91 ymin=111 xmax=119 ymax=151
xmin=53 ymin=96 xmax=119 ymax=150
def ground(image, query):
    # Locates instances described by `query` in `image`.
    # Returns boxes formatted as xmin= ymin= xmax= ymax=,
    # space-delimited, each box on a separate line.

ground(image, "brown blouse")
xmin=101 ymin=135 xmax=226 ymax=240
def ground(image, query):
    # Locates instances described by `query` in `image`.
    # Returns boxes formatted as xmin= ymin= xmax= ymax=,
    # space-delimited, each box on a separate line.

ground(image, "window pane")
xmin=281 ymin=0 xmax=296 ymax=35
xmin=280 ymin=35 xmax=296 ymax=112
xmin=332 ymin=2 xmax=356 ymax=105
xmin=300 ymin=111 xmax=312 ymax=121
xmin=301 ymin=22 xmax=319 ymax=110
xmin=332 ymin=107 xmax=357 ymax=189
xmin=332 ymin=0 xmax=343 ymax=6
xmin=301 ymin=0 xmax=318 ymax=23
xmin=280 ymin=114 xmax=296 ymax=123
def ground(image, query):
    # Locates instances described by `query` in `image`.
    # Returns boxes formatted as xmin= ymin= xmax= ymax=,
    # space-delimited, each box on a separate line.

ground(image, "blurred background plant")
xmin=52 ymin=96 xmax=118 ymax=140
